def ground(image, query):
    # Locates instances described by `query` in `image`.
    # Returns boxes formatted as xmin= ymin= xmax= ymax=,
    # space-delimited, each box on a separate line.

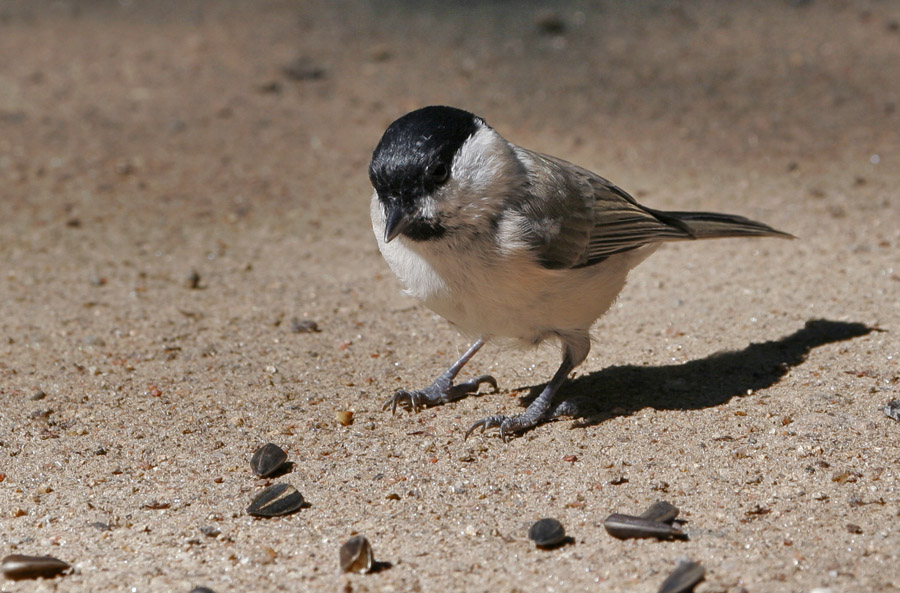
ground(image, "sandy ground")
xmin=1 ymin=1 xmax=899 ymax=592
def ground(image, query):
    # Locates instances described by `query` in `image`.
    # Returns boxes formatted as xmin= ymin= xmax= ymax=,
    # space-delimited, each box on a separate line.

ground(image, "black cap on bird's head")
xmin=369 ymin=106 xmax=482 ymax=242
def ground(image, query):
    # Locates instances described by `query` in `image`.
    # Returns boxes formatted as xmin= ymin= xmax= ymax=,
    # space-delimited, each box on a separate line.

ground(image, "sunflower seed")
xmin=603 ymin=513 xmax=686 ymax=540
xmin=640 ymin=501 xmax=680 ymax=524
xmin=339 ymin=535 xmax=374 ymax=573
xmin=250 ymin=443 xmax=288 ymax=477
xmin=657 ymin=559 xmax=705 ymax=593
xmin=1 ymin=554 xmax=70 ymax=580
xmin=247 ymin=483 xmax=305 ymax=517
xmin=528 ymin=518 xmax=567 ymax=548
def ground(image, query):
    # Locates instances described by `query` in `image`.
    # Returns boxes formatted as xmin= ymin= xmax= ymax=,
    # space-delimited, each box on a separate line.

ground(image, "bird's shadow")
xmin=510 ymin=319 xmax=874 ymax=427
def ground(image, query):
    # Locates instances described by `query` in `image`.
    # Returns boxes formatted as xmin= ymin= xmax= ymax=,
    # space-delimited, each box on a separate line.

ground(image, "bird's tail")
xmin=652 ymin=210 xmax=794 ymax=241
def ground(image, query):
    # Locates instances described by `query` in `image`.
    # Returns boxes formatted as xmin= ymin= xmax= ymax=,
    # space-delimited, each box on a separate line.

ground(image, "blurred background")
xmin=2 ymin=0 xmax=897 ymax=242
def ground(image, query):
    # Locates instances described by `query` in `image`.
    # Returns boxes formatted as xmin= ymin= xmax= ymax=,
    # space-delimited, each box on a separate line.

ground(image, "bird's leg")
xmin=466 ymin=333 xmax=589 ymax=441
xmin=383 ymin=338 xmax=498 ymax=414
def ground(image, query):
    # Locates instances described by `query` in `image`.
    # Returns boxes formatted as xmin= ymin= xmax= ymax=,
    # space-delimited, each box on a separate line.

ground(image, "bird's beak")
xmin=383 ymin=201 xmax=410 ymax=243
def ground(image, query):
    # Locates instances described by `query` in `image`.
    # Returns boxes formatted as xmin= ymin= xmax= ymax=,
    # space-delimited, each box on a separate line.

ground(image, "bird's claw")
xmin=382 ymin=389 xmax=424 ymax=414
xmin=383 ymin=374 xmax=498 ymax=415
xmin=465 ymin=414 xmax=508 ymax=441
xmin=465 ymin=413 xmax=536 ymax=442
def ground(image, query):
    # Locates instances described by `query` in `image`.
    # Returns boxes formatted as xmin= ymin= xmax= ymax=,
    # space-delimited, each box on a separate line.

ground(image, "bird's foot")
xmin=465 ymin=412 xmax=544 ymax=442
xmin=383 ymin=374 xmax=497 ymax=414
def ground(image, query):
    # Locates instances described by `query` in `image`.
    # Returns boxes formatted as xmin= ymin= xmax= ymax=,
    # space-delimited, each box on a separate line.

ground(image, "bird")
xmin=368 ymin=105 xmax=791 ymax=441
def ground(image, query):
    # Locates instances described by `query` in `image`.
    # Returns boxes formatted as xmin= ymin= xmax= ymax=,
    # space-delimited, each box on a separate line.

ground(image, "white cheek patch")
xmin=453 ymin=125 xmax=511 ymax=195
xmin=446 ymin=124 xmax=523 ymax=225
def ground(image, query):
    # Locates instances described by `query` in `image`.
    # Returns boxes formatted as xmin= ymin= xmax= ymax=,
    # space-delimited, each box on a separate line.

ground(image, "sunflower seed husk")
xmin=883 ymin=399 xmax=900 ymax=421
xmin=247 ymin=483 xmax=305 ymax=517
xmin=1 ymin=554 xmax=70 ymax=580
xmin=528 ymin=518 xmax=567 ymax=548
xmin=603 ymin=513 xmax=686 ymax=540
xmin=657 ymin=559 xmax=705 ymax=593
xmin=339 ymin=535 xmax=374 ymax=573
xmin=640 ymin=501 xmax=680 ymax=524
xmin=250 ymin=443 xmax=288 ymax=477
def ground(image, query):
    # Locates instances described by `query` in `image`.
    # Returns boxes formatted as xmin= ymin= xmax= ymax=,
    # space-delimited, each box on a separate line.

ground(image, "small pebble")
xmin=535 ymin=10 xmax=566 ymax=34
xmin=189 ymin=588 xmax=216 ymax=593
xmin=250 ymin=443 xmax=288 ymax=477
xmin=369 ymin=44 xmax=392 ymax=62
xmin=657 ymin=559 xmax=705 ymax=593
xmin=30 ymin=390 xmax=47 ymax=401
xmin=1 ymin=554 xmax=70 ymax=580
xmin=200 ymin=525 xmax=221 ymax=537
xmin=247 ymin=483 xmax=306 ymax=517
xmin=528 ymin=518 xmax=568 ymax=548
xmin=339 ymin=535 xmax=374 ymax=573
xmin=640 ymin=501 xmax=680 ymax=524
xmin=186 ymin=270 xmax=201 ymax=289
xmin=882 ymin=399 xmax=900 ymax=421
xmin=603 ymin=513 xmax=686 ymax=540
xmin=282 ymin=56 xmax=326 ymax=81
xmin=257 ymin=80 xmax=283 ymax=94
xmin=291 ymin=318 xmax=320 ymax=333
xmin=336 ymin=410 xmax=354 ymax=426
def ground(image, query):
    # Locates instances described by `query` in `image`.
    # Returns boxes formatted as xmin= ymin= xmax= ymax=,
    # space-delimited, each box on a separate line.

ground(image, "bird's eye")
xmin=429 ymin=163 xmax=450 ymax=185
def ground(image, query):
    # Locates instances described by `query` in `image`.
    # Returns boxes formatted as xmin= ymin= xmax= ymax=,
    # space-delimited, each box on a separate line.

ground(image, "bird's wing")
xmin=517 ymin=151 xmax=691 ymax=269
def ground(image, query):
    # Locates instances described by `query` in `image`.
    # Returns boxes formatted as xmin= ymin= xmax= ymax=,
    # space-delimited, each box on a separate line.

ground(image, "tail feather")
xmin=652 ymin=210 xmax=794 ymax=241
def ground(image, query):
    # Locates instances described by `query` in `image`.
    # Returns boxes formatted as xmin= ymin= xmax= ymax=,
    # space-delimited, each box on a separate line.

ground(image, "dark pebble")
xmin=640 ymin=501 xmax=680 ymax=524
xmin=186 ymin=270 xmax=201 ymax=289
xmin=535 ymin=10 xmax=566 ymax=34
xmin=250 ymin=443 xmax=288 ymax=477
xmin=189 ymin=588 xmax=217 ymax=593
xmin=1 ymin=554 xmax=70 ymax=580
xmin=339 ymin=535 xmax=373 ymax=573
xmin=882 ymin=399 xmax=900 ymax=421
xmin=282 ymin=57 xmax=326 ymax=81
xmin=603 ymin=513 xmax=686 ymax=540
xmin=247 ymin=483 xmax=306 ymax=517
xmin=528 ymin=518 xmax=567 ymax=548
xmin=257 ymin=80 xmax=283 ymax=94
xmin=200 ymin=525 xmax=221 ymax=537
xmin=657 ymin=559 xmax=705 ymax=593
xmin=291 ymin=318 xmax=320 ymax=333
xmin=30 ymin=390 xmax=47 ymax=401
